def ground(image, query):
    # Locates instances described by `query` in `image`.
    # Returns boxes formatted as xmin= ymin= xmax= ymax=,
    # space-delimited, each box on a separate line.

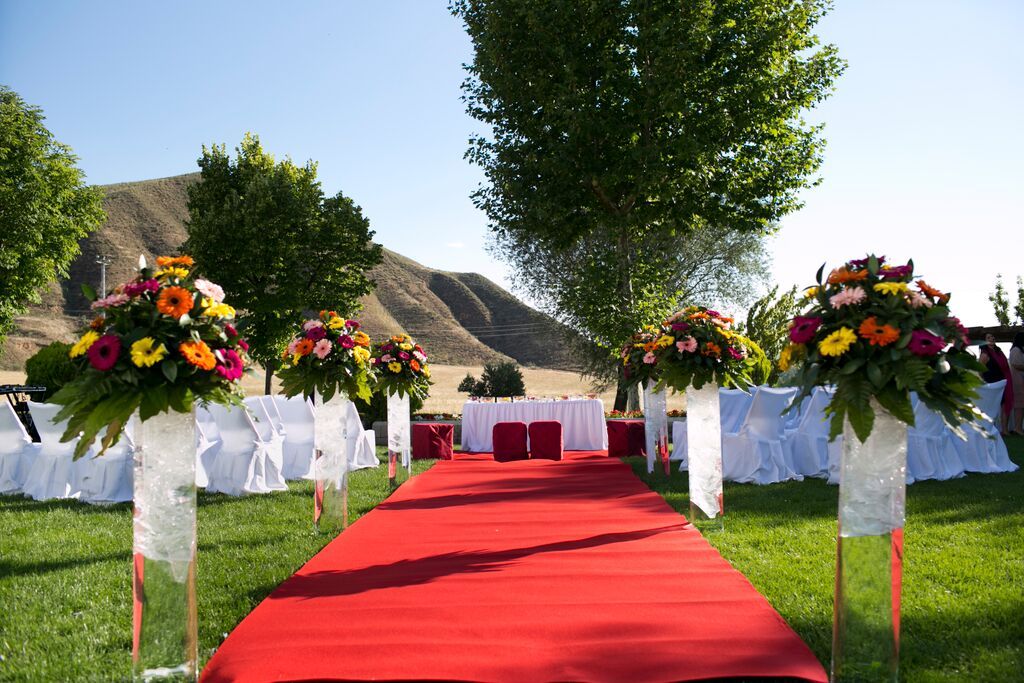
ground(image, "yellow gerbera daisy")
xmin=873 ymin=282 xmax=908 ymax=296
xmin=70 ymin=331 xmax=100 ymax=358
xmin=399 ymin=342 xmax=413 ymax=351
xmin=778 ymin=343 xmax=803 ymax=371
xmin=818 ymin=327 xmax=857 ymax=357
xmin=154 ymin=267 xmax=190 ymax=280
xmin=130 ymin=337 xmax=167 ymax=367
xmin=656 ymin=335 xmax=674 ymax=348
xmin=353 ymin=346 xmax=370 ymax=364
xmin=326 ymin=316 xmax=345 ymax=330
xmin=201 ymin=299 xmax=236 ymax=318
xmin=422 ymin=366 xmax=431 ymax=379
xmin=803 ymin=286 xmax=820 ymax=299
xmin=387 ymin=361 xmax=402 ymax=373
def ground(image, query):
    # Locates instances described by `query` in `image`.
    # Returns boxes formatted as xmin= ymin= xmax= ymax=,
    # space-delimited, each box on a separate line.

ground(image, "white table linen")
xmin=461 ymin=399 xmax=608 ymax=452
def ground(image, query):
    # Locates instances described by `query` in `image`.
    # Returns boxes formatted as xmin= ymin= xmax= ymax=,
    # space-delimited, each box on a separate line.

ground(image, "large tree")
xmin=451 ymin=0 xmax=844 ymax=405
xmin=0 ymin=86 xmax=106 ymax=358
xmin=185 ymin=134 xmax=382 ymax=392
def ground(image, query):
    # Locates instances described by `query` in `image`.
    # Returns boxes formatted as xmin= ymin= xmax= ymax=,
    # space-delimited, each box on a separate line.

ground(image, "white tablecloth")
xmin=461 ymin=399 xmax=608 ymax=452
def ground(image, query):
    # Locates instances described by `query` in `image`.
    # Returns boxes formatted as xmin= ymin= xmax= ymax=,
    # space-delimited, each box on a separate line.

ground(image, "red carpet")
xmin=201 ymin=453 xmax=826 ymax=682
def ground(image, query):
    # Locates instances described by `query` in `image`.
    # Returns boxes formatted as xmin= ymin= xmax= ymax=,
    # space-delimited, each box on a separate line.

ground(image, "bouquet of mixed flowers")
xmin=620 ymin=326 xmax=666 ymax=388
xmin=277 ymin=310 xmax=374 ymax=402
xmin=783 ymin=255 xmax=984 ymax=442
xmin=652 ymin=306 xmax=755 ymax=392
xmin=52 ymin=255 xmax=249 ymax=458
xmin=371 ymin=333 xmax=431 ymax=399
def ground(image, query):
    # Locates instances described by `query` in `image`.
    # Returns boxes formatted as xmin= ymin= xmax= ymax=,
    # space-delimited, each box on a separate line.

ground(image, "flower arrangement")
xmin=53 ymin=255 xmax=249 ymax=458
xmin=620 ymin=326 xmax=666 ymax=388
xmin=371 ymin=333 xmax=432 ymax=399
xmin=277 ymin=311 xmax=374 ymax=402
xmin=606 ymin=409 xmax=644 ymax=419
xmin=783 ymin=255 xmax=984 ymax=441
xmin=651 ymin=306 xmax=755 ymax=392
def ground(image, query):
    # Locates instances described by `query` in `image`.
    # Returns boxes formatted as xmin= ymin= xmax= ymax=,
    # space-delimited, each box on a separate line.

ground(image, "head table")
xmin=460 ymin=398 xmax=609 ymax=452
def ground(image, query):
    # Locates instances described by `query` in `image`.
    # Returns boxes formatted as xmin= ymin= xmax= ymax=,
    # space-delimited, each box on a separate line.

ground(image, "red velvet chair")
xmin=492 ymin=421 xmax=528 ymax=462
xmin=607 ymin=419 xmax=647 ymax=457
xmin=412 ymin=423 xmax=455 ymax=460
xmin=528 ymin=420 xmax=563 ymax=460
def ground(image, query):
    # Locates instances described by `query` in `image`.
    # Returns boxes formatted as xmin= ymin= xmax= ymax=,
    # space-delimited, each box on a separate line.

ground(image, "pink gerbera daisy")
xmin=829 ymin=287 xmax=867 ymax=309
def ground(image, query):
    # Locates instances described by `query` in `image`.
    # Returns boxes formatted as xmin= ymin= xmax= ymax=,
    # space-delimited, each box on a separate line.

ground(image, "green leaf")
xmin=161 ymin=359 xmax=178 ymax=383
xmin=846 ymin=398 xmax=875 ymax=443
xmin=81 ymin=283 xmax=97 ymax=302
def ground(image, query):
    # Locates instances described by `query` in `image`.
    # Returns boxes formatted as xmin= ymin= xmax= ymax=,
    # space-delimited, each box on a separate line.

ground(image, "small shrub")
xmin=24 ymin=341 xmax=76 ymax=400
xmin=481 ymin=361 xmax=525 ymax=397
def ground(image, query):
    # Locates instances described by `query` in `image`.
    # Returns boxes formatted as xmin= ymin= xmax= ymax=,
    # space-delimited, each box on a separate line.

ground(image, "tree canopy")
xmin=451 ymin=0 xmax=844 ymax=403
xmin=185 ymin=134 xmax=382 ymax=389
xmin=0 ymin=86 xmax=106 ymax=358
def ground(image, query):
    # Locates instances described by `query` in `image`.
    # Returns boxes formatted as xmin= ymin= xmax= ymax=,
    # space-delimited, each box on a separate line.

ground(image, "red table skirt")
xmin=606 ymin=419 xmax=646 ymax=457
xmin=412 ymin=423 xmax=455 ymax=460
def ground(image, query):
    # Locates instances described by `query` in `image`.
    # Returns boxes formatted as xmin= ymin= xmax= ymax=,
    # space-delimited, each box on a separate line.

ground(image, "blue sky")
xmin=2 ymin=0 xmax=1022 ymax=328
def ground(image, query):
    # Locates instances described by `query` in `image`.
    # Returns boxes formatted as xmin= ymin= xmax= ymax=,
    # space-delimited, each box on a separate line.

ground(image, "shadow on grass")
xmin=0 ymin=495 xmax=132 ymax=515
xmin=0 ymin=549 xmax=131 ymax=577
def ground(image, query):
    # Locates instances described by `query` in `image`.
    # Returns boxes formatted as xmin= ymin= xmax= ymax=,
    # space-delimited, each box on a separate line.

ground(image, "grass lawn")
xmin=2 ymin=441 xmax=1021 ymax=682
xmin=0 ymin=450 xmax=434 ymax=682
xmin=631 ymin=438 xmax=1024 ymax=682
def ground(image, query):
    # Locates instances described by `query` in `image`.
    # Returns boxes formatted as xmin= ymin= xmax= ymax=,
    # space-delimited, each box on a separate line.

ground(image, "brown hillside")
xmin=2 ymin=173 xmax=578 ymax=372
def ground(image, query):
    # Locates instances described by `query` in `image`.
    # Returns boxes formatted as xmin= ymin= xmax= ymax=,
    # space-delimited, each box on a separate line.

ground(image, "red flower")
xmin=339 ymin=335 xmax=355 ymax=349
xmin=789 ymin=316 xmax=823 ymax=344
xmin=87 ymin=334 xmax=121 ymax=371
xmin=908 ymin=329 xmax=945 ymax=357
xmin=238 ymin=339 xmax=249 ymax=352
xmin=346 ymin=319 xmax=360 ymax=329
xmin=306 ymin=326 xmax=327 ymax=342
xmin=215 ymin=349 xmax=244 ymax=381
xmin=224 ymin=323 xmax=238 ymax=338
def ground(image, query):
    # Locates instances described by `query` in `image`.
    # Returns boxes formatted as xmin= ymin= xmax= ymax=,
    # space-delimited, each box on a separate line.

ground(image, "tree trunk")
xmin=613 ymin=381 xmax=629 ymax=412
xmin=263 ymin=358 xmax=277 ymax=395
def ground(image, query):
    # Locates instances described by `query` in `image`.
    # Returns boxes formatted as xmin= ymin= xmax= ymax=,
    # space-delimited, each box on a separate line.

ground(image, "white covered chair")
xmin=273 ymin=395 xmax=316 ymax=479
xmin=344 ymin=400 xmax=379 ymax=471
xmin=906 ymin=394 xmax=965 ymax=482
xmin=722 ymin=387 xmax=801 ymax=484
xmin=22 ymin=402 xmax=86 ymax=500
xmin=785 ymin=387 xmax=836 ymax=479
xmin=951 ymin=381 xmax=1019 ymax=474
xmin=202 ymin=403 xmax=271 ymax=496
xmin=244 ymin=397 xmax=287 ymax=491
xmin=73 ymin=423 xmax=134 ymax=504
xmin=0 ymin=401 xmax=35 ymax=494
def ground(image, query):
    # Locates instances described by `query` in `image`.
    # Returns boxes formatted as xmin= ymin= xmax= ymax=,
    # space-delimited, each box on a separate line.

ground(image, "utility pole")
xmin=96 ymin=254 xmax=113 ymax=296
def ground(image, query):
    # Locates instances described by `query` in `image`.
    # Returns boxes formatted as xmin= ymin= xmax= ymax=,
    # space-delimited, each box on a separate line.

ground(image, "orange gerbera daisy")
xmin=410 ymin=359 xmax=421 ymax=372
xmin=827 ymin=267 xmax=869 ymax=284
xmin=295 ymin=338 xmax=315 ymax=357
xmin=353 ymin=331 xmax=371 ymax=347
xmin=156 ymin=255 xmax=195 ymax=268
xmin=156 ymin=286 xmax=194 ymax=318
xmin=703 ymin=341 xmax=722 ymax=357
xmin=857 ymin=316 xmax=900 ymax=346
xmin=179 ymin=340 xmax=216 ymax=370
xmin=642 ymin=342 xmax=657 ymax=353
xmin=916 ymin=279 xmax=949 ymax=303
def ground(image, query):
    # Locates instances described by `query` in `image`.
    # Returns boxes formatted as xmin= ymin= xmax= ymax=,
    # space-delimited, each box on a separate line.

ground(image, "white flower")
xmin=178 ymin=313 xmax=192 ymax=326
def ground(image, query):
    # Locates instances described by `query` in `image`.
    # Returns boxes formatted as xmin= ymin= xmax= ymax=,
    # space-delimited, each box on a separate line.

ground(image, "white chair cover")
xmin=0 ymin=401 xmax=34 ymax=494
xmin=951 ymin=381 xmax=1018 ymax=474
xmin=722 ymin=387 xmax=801 ymax=484
xmin=273 ymin=395 xmax=316 ymax=479
xmin=202 ymin=403 xmax=271 ymax=496
xmin=345 ymin=400 xmax=379 ymax=470
xmin=73 ymin=422 xmax=134 ymax=504
xmin=22 ymin=402 xmax=86 ymax=500
xmin=244 ymin=397 xmax=287 ymax=491
xmin=720 ymin=388 xmax=754 ymax=435
xmin=785 ymin=387 xmax=835 ymax=478
xmin=907 ymin=394 xmax=965 ymax=482
xmin=670 ymin=419 xmax=688 ymax=468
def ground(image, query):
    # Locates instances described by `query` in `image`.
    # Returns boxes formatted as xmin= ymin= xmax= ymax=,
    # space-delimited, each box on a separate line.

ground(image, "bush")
xmin=24 ymin=341 xmax=76 ymax=400
xmin=356 ymin=389 xmax=425 ymax=428
xmin=481 ymin=361 xmax=526 ymax=397
xmin=457 ymin=373 xmax=476 ymax=393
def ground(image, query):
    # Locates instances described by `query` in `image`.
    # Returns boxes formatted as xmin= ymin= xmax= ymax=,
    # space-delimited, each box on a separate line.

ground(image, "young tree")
xmin=989 ymin=274 xmax=1011 ymax=327
xmin=451 ymin=0 xmax=844 ymax=407
xmin=185 ymin=134 xmax=382 ymax=392
xmin=480 ymin=361 xmax=526 ymax=397
xmin=0 ymin=87 xmax=106 ymax=358
xmin=735 ymin=285 xmax=800 ymax=385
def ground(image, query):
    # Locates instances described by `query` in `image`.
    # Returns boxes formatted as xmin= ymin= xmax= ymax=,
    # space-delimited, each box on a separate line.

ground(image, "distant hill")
xmin=1 ymin=173 xmax=578 ymax=371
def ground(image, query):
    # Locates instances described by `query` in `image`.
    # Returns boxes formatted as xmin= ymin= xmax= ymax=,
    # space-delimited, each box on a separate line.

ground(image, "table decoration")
xmin=784 ymin=255 xmax=984 ymax=682
xmin=371 ymin=334 xmax=431 ymax=488
xmin=278 ymin=310 xmax=373 ymax=534
xmin=652 ymin=306 xmax=755 ymax=530
xmin=52 ymin=254 xmax=249 ymax=681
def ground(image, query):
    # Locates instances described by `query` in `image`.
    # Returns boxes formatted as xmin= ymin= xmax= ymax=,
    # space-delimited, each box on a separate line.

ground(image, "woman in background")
xmin=979 ymin=333 xmax=1014 ymax=435
xmin=1008 ymin=332 xmax=1024 ymax=435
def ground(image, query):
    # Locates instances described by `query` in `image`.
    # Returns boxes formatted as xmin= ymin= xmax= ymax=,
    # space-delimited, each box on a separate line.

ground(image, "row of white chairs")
xmin=669 ymin=382 xmax=1018 ymax=485
xmin=0 ymin=396 xmax=378 ymax=504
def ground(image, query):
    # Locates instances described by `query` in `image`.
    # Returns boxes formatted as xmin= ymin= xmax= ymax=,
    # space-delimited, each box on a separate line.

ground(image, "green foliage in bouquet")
xmin=51 ymin=256 xmax=250 ymax=458
xmin=276 ymin=310 xmax=374 ymax=403
xmin=620 ymin=327 xmax=665 ymax=389
xmin=370 ymin=333 xmax=432 ymax=400
xmin=783 ymin=255 xmax=985 ymax=442
xmin=652 ymin=306 xmax=756 ymax=392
